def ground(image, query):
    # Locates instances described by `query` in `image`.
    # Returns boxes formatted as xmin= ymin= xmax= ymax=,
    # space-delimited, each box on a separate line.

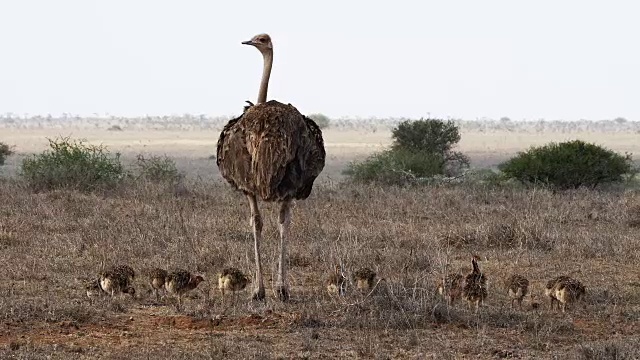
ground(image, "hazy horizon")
xmin=1 ymin=1 xmax=639 ymax=121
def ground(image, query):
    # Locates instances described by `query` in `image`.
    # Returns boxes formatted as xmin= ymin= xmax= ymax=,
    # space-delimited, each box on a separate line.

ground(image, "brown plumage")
xmin=352 ymin=268 xmax=377 ymax=292
xmin=545 ymin=275 xmax=585 ymax=312
xmin=216 ymin=33 xmax=325 ymax=302
xmin=505 ymin=274 xmax=529 ymax=309
xmin=165 ymin=269 xmax=204 ymax=311
xmin=147 ymin=268 xmax=168 ymax=302
xmin=437 ymin=273 xmax=464 ymax=305
xmin=113 ymin=264 xmax=135 ymax=282
xmin=544 ymin=275 xmax=571 ymax=310
xmin=99 ymin=265 xmax=136 ymax=298
xmin=326 ymin=265 xmax=347 ymax=296
xmin=462 ymin=255 xmax=488 ymax=311
xmin=218 ymin=268 xmax=251 ymax=305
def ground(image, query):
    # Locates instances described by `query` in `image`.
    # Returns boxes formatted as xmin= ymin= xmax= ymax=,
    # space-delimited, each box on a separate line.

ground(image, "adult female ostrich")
xmin=216 ymin=33 xmax=326 ymax=301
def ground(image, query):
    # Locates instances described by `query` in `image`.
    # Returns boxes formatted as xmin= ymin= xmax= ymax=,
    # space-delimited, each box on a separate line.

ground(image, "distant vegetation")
xmin=344 ymin=118 xmax=469 ymax=185
xmin=1 ymin=113 xmax=638 ymax=134
xmin=0 ymin=142 xmax=13 ymax=166
xmin=499 ymin=140 xmax=636 ymax=190
xmin=307 ymin=113 xmax=331 ymax=129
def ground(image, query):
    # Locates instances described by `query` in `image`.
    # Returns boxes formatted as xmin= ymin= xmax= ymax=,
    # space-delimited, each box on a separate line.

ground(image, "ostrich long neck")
xmin=257 ymin=50 xmax=273 ymax=104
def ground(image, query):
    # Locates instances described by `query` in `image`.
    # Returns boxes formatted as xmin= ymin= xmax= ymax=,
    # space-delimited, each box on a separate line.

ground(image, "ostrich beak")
xmin=241 ymin=40 xmax=254 ymax=46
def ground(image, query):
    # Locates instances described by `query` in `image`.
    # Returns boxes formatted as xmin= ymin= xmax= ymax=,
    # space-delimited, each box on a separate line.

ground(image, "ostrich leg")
xmin=248 ymin=194 xmax=265 ymax=301
xmin=276 ymin=200 xmax=292 ymax=301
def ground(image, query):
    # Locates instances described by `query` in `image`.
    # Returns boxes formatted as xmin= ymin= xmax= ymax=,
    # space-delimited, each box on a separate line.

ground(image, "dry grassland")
xmin=1 ymin=126 xmax=640 ymax=359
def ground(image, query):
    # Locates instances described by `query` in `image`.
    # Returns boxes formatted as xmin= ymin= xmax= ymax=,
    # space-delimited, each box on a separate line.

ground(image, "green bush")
xmin=135 ymin=154 xmax=182 ymax=183
xmin=344 ymin=118 xmax=469 ymax=185
xmin=308 ymin=113 xmax=331 ymax=129
xmin=344 ymin=149 xmax=445 ymax=186
xmin=21 ymin=137 xmax=127 ymax=192
xmin=499 ymin=140 xmax=634 ymax=190
xmin=0 ymin=142 xmax=14 ymax=165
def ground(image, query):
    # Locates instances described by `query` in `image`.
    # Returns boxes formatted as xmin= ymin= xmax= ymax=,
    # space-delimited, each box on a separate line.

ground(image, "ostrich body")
xmin=85 ymin=278 xmax=103 ymax=302
xmin=218 ymin=268 xmax=251 ymax=295
xmin=147 ymin=268 xmax=168 ymax=302
xmin=505 ymin=274 xmax=529 ymax=309
xmin=326 ymin=265 xmax=347 ymax=296
xmin=165 ymin=269 xmax=204 ymax=311
xmin=437 ymin=273 xmax=464 ymax=305
xmin=545 ymin=275 xmax=585 ymax=312
xmin=216 ymin=33 xmax=326 ymax=301
xmin=352 ymin=268 xmax=377 ymax=292
xmin=462 ymin=256 xmax=488 ymax=311
xmin=99 ymin=265 xmax=136 ymax=297
xmin=218 ymin=267 xmax=251 ymax=305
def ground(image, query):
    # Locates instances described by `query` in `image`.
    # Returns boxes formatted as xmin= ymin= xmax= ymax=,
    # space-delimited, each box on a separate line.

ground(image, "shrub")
xmin=134 ymin=154 xmax=182 ymax=183
xmin=499 ymin=140 xmax=634 ymax=190
xmin=344 ymin=149 xmax=445 ymax=186
xmin=392 ymin=118 xmax=461 ymax=154
xmin=308 ymin=113 xmax=331 ymax=129
xmin=0 ymin=142 xmax=14 ymax=165
xmin=344 ymin=118 xmax=469 ymax=185
xmin=21 ymin=137 xmax=127 ymax=192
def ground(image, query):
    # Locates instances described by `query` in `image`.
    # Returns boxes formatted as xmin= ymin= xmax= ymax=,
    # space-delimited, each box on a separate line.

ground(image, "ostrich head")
xmin=242 ymin=33 xmax=273 ymax=52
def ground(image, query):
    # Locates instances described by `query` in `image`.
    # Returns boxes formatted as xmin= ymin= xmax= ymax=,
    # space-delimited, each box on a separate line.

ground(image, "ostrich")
xmin=326 ymin=265 xmax=347 ymax=296
xmin=352 ymin=267 xmax=377 ymax=292
xmin=216 ymin=33 xmax=326 ymax=301
xmin=505 ymin=274 xmax=529 ymax=310
xmin=99 ymin=265 xmax=136 ymax=298
xmin=545 ymin=275 xmax=585 ymax=312
xmin=437 ymin=273 xmax=464 ymax=305
xmin=462 ymin=255 xmax=488 ymax=311
xmin=165 ymin=269 xmax=205 ymax=311
xmin=218 ymin=267 xmax=251 ymax=305
xmin=147 ymin=267 xmax=168 ymax=302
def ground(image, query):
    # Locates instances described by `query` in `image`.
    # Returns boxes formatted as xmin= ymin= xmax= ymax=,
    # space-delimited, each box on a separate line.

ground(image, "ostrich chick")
xmin=147 ymin=268 xmax=168 ymax=302
xmin=99 ymin=264 xmax=136 ymax=298
xmin=165 ymin=269 xmax=205 ymax=311
xmin=352 ymin=267 xmax=377 ymax=292
xmin=85 ymin=278 xmax=103 ymax=302
xmin=462 ymin=255 xmax=488 ymax=311
xmin=218 ymin=267 xmax=251 ymax=304
xmin=545 ymin=276 xmax=585 ymax=313
xmin=505 ymin=274 xmax=529 ymax=310
xmin=111 ymin=264 xmax=135 ymax=284
xmin=544 ymin=275 xmax=572 ymax=310
xmin=326 ymin=265 xmax=347 ymax=296
xmin=437 ymin=273 xmax=464 ymax=305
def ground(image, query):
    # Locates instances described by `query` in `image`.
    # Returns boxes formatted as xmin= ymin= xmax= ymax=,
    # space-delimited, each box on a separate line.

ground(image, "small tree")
xmin=392 ymin=118 xmax=470 ymax=176
xmin=344 ymin=118 xmax=469 ymax=185
xmin=392 ymin=118 xmax=461 ymax=154
xmin=499 ymin=140 xmax=634 ymax=190
xmin=0 ymin=142 xmax=14 ymax=166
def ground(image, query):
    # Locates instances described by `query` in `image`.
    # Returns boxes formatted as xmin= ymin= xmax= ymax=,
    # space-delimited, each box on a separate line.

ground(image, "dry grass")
xmin=1 ymin=125 xmax=640 ymax=358
xmin=0 ymin=176 xmax=640 ymax=358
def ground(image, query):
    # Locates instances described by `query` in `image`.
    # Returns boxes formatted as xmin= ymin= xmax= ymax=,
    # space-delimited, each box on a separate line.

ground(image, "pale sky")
xmin=1 ymin=1 xmax=638 ymax=120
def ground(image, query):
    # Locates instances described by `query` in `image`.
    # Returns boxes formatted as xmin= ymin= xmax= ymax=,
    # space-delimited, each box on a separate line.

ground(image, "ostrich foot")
xmin=276 ymin=285 xmax=289 ymax=302
xmin=252 ymin=287 xmax=266 ymax=301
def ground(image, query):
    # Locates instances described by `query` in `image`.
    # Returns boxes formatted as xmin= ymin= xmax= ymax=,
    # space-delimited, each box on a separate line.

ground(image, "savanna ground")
xmin=1 ymin=123 xmax=640 ymax=359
